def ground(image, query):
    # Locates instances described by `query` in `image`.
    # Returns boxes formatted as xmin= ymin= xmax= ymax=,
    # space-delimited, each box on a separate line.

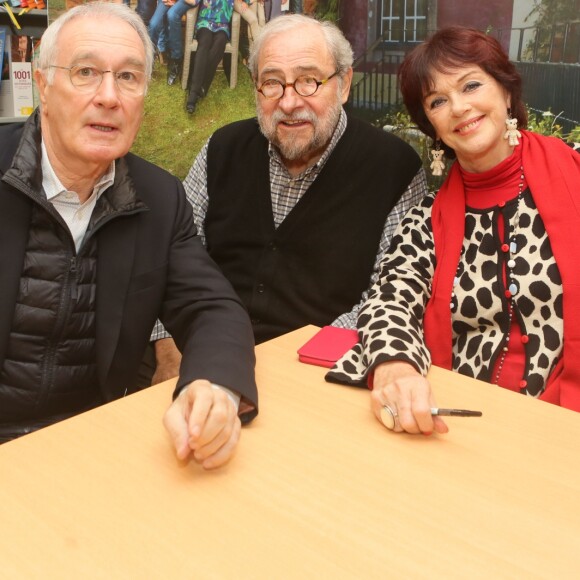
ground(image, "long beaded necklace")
xmin=492 ymin=165 xmax=525 ymax=385
xmin=450 ymin=165 xmax=526 ymax=386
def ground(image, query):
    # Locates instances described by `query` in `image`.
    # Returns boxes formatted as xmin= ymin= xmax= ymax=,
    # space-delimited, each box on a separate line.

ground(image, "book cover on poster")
xmin=0 ymin=32 xmax=34 ymax=118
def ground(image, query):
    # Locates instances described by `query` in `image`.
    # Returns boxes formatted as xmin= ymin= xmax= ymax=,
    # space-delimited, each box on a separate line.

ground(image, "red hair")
xmin=399 ymin=27 xmax=527 ymax=157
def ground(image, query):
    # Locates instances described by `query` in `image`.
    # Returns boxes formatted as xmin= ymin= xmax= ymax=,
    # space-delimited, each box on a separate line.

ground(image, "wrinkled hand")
xmin=371 ymin=361 xmax=449 ymax=435
xmin=163 ymin=380 xmax=241 ymax=469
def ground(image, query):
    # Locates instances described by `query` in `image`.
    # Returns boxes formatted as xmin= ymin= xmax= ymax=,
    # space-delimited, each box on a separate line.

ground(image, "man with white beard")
xmin=148 ymin=14 xmax=426 ymax=380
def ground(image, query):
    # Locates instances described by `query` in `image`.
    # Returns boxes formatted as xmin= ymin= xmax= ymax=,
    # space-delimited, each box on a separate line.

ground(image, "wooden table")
xmin=0 ymin=326 xmax=579 ymax=578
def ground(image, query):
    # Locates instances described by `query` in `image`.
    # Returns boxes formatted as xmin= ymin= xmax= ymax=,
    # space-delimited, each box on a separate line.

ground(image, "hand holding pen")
xmin=371 ymin=361 xmax=481 ymax=435
xmin=380 ymin=405 xmax=482 ymax=431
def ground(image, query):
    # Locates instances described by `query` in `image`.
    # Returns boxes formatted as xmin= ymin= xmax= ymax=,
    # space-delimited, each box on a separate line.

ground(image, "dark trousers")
xmin=136 ymin=341 xmax=156 ymax=389
xmin=290 ymin=0 xmax=303 ymax=13
xmin=264 ymin=1 xmax=302 ymax=21
xmin=188 ymin=28 xmax=228 ymax=99
xmin=136 ymin=0 xmax=157 ymax=26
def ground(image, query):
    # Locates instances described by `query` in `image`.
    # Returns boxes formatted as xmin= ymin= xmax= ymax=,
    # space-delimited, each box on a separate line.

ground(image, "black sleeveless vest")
xmin=0 ymin=199 xmax=101 ymax=438
xmin=205 ymin=115 xmax=421 ymax=343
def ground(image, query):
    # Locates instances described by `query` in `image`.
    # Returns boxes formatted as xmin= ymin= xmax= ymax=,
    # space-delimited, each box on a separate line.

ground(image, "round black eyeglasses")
xmin=256 ymin=70 xmax=340 ymax=100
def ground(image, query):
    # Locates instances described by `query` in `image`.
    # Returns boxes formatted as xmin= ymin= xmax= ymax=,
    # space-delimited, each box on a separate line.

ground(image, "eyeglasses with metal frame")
xmin=256 ymin=70 xmax=340 ymax=100
xmin=48 ymin=64 xmax=146 ymax=96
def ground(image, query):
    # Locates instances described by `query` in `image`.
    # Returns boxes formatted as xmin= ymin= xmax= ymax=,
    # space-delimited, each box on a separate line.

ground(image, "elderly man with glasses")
xmin=149 ymin=14 xmax=427 ymax=380
xmin=0 ymin=2 xmax=258 ymax=469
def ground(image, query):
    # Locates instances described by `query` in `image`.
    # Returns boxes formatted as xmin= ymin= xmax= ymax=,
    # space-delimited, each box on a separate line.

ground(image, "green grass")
xmin=47 ymin=0 xmax=256 ymax=181
xmin=134 ymin=59 xmax=256 ymax=180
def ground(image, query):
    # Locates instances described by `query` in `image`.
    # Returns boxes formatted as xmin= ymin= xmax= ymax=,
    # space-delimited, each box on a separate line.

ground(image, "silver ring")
xmin=380 ymin=405 xmax=399 ymax=430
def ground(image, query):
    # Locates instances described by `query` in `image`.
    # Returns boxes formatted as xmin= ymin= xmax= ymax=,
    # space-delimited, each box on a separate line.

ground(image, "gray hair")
xmin=248 ymin=14 xmax=354 ymax=80
xmin=36 ymin=2 xmax=154 ymax=85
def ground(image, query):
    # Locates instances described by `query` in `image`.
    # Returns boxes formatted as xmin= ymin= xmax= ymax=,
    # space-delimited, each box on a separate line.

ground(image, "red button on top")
xmin=501 ymin=243 xmax=509 ymax=252
xmin=521 ymin=335 xmax=529 ymax=344
xmin=498 ymin=201 xmax=506 ymax=208
xmin=519 ymin=380 xmax=528 ymax=389
xmin=505 ymin=290 xmax=512 ymax=298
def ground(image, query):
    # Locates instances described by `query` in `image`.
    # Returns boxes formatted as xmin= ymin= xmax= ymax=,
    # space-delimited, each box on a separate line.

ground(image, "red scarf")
xmin=423 ymin=131 xmax=580 ymax=411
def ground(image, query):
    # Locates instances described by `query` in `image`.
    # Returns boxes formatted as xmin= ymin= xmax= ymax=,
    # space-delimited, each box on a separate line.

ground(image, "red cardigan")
xmin=424 ymin=131 xmax=580 ymax=411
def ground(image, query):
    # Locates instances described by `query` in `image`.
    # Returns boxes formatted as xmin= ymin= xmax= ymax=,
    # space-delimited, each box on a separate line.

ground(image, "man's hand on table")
xmin=163 ymin=380 xmax=241 ymax=470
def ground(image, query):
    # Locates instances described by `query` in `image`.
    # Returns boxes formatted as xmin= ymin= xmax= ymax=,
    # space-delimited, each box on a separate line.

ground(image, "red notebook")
xmin=297 ymin=326 xmax=359 ymax=368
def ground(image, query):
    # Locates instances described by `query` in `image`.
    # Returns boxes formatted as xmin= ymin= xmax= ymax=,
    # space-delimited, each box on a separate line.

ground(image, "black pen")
xmin=430 ymin=408 xmax=482 ymax=417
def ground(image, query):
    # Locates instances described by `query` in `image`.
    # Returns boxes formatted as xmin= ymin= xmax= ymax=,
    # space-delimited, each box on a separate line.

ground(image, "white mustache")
xmin=271 ymin=110 xmax=317 ymax=125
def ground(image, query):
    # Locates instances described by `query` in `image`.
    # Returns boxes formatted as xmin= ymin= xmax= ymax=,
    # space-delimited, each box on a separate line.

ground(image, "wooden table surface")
xmin=0 ymin=326 xmax=579 ymax=579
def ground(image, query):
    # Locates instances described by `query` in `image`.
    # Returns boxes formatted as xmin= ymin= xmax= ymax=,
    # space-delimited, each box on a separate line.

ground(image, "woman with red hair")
xmin=328 ymin=27 xmax=580 ymax=434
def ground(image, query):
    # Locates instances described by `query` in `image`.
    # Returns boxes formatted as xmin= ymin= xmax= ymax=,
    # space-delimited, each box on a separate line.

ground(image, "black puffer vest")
xmin=0 ymin=193 xmax=101 ymax=440
xmin=1 ymin=113 xmax=154 ymax=443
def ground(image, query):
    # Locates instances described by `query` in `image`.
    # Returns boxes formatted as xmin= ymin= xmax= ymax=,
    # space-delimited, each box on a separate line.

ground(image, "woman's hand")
xmin=371 ymin=361 xmax=449 ymax=435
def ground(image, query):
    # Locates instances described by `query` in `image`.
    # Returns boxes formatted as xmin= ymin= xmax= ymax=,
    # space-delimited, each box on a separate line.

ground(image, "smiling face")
xmin=255 ymin=24 xmax=352 ymax=173
xmin=35 ymin=15 xmax=146 ymax=185
xmin=423 ymin=66 xmax=513 ymax=173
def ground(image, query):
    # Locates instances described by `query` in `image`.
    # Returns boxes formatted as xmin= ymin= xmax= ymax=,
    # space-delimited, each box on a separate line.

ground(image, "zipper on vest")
xmin=69 ymin=257 xmax=78 ymax=300
xmin=36 ymin=253 xmax=80 ymax=410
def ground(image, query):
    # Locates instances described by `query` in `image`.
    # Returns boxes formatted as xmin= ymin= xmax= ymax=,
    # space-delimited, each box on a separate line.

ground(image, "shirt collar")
xmin=41 ymin=138 xmax=115 ymax=202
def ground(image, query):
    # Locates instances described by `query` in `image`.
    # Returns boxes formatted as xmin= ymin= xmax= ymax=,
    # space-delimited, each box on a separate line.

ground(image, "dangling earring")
xmin=504 ymin=109 xmax=522 ymax=147
xmin=430 ymin=139 xmax=445 ymax=177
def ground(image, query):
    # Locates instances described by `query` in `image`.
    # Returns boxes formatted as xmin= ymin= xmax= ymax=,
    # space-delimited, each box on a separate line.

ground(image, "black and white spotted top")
xmin=330 ymin=156 xmax=564 ymax=399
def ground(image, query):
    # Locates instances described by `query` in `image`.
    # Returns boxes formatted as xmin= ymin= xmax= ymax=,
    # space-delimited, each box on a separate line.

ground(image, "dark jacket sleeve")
xmin=158 ymin=178 xmax=258 ymax=422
